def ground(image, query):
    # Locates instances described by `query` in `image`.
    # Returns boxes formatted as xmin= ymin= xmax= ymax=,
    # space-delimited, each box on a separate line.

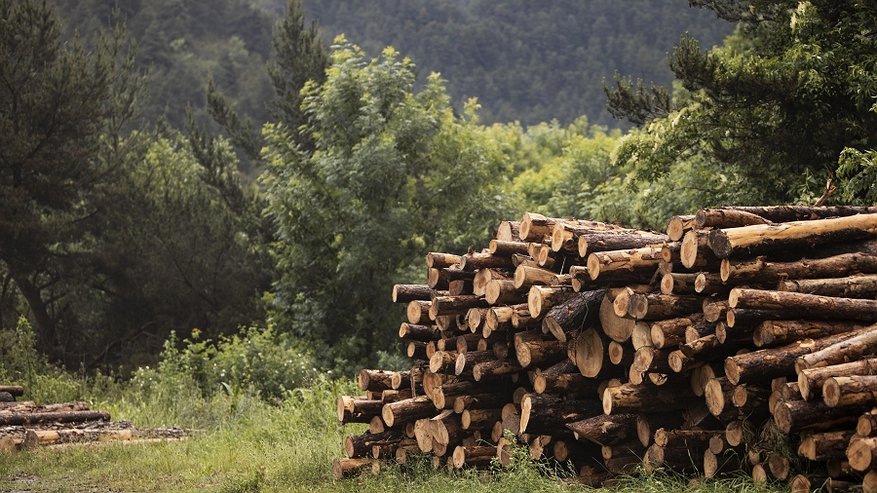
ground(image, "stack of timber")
xmin=335 ymin=207 xmax=877 ymax=490
xmin=0 ymin=384 xmax=187 ymax=452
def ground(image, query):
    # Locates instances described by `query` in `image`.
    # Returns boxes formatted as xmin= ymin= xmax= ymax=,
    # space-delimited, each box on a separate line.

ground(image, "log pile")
xmin=0 ymin=385 xmax=187 ymax=452
xmin=335 ymin=207 xmax=877 ymax=490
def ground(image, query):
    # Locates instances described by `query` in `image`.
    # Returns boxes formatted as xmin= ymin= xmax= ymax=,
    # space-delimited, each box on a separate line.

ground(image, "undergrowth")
xmin=0 ymin=319 xmax=784 ymax=492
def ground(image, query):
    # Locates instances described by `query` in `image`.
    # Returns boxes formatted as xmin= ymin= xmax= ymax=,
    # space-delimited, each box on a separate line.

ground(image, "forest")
xmin=1 ymin=0 xmax=876 ymax=491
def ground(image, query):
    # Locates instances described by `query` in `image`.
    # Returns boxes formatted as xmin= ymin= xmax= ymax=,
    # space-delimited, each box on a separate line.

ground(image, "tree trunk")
xmin=796 ymin=323 xmax=877 ymax=371
xmin=694 ymin=208 xmax=773 ymax=229
xmin=720 ymin=251 xmax=877 ymax=284
xmin=666 ymin=214 xmax=696 ymax=242
xmin=541 ymin=289 xmax=605 ymax=343
xmin=777 ymin=274 xmax=877 ymax=298
xmin=586 ymin=246 xmax=664 ymax=279
xmin=729 ymin=288 xmax=877 ymax=322
xmin=566 ymin=413 xmax=638 ymax=446
xmin=0 ymin=410 xmax=110 ymax=426
xmin=602 ymin=383 xmax=700 ymax=414
xmin=797 ymin=358 xmax=877 ymax=401
xmin=753 ymin=320 xmax=862 ymax=348
xmin=823 ymin=375 xmax=877 ymax=408
xmin=576 ymin=230 xmax=667 ymax=258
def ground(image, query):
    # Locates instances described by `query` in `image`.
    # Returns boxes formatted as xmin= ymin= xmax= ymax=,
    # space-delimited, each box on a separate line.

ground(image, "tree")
xmin=607 ymin=1 xmax=877 ymax=205
xmin=0 ymin=1 xmax=142 ymax=358
xmin=261 ymin=39 xmax=511 ymax=370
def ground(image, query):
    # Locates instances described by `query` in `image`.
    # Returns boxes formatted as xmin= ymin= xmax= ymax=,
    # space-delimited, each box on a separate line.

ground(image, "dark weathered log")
xmin=460 ymin=253 xmax=515 ymax=272
xmin=653 ymin=428 xmax=723 ymax=448
xmin=429 ymin=294 xmax=490 ymax=320
xmin=797 ymin=323 xmax=877 ymax=372
xmin=709 ymin=213 xmax=877 ymax=259
xmin=823 ymin=376 xmax=877 ymax=408
xmin=773 ymin=399 xmax=867 ymax=434
xmin=753 ymin=320 xmax=863 ymax=348
xmin=541 ymin=289 xmax=605 ymax=343
xmin=452 ymin=393 xmax=508 ymax=414
xmin=798 ymin=358 xmax=877 ymax=401
xmin=451 ymin=445 xmax=496 ymax=469
xmin=720 ymin=251 xmax=877 ymax=284
xmin=472 ymin=360 xmax=522 ymax=382
xmin=722 ymin=205 xmax=877 ymax=222
xmin=0 ymin=385 xmax=25 ymax=397
xmin=399 ymin=322 xmax=440 ymax=342
xmin=358 ymin=369 xmax=397 ymax=392
xmin=859 ymin=409 xmax=877 ymax=437
xmin=650 ymin=316 xmax=699 ymax=349
xmin=0 ymin=410 xmax=110 ymax=426
xmin=566 ymin=413 xmax=638 ymax=446
xmin=520 ymin=393 xmax=602 ymax=434
xmin=729 ymin=288 xmax=877 ymax=323
xmin=724 ymin=329 xmax=865 ymax=385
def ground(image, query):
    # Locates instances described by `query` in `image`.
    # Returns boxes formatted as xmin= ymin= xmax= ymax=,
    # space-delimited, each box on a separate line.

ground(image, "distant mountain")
xmin=294 ymin=0 xmax=733 ymax=126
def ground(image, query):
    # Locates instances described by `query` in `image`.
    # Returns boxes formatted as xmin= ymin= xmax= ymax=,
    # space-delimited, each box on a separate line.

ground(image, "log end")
xmin=586 ymin=254 xmax=601 ymax=280
xmin=381 ymin=405 xmax=395 ymax=428
xmin=822 ymin=377 xmax=841 ymax=407
xmin=707 ymin=229 xmax=733 ymax=259
xmin=680 ymin=230 xmax=699 ymax=269
xmin=601 ymin=388 xmax=613 ymax=415
xmin=724 ymin=357 xmax=741 ymax=385
xmin=703 ymin=379 xmax=725 ymax=417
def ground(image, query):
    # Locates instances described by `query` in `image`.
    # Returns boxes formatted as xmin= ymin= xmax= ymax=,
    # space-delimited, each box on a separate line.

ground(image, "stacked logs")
xmin=334 ymin=206 xmax=877 ymax=489
xmin=0 ymin=385 xmax=187 ymax=452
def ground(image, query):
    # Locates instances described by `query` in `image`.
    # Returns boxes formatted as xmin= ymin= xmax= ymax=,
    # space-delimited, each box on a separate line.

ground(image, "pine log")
xmin=632 ymin=347 xmax=672 ymax=374
xmin=520 ymin=393 xmax=602 ymax=435
xmin=532 ymin=370 xmax=600 ymax=397
xmin=358 ymin=369 xmax=397 ymax=392
xmin=766 ymin=453 xmax=790 ymax=481
xmin=454 ymin=350 xmax=496 ymax=376
xmin=496 ymin=221 xmax=522 ymax=242
xmin=667 ymin=215 xmax=696 ymax=242
xmin=724 ymin=419 xmax=754 ymax=448
xmin=778 ymin=274 xmax=877 ymax=298
xmin=426 ymin=252 xmax=462 ymax=270
xmin=773 ymin=399 xmax=867 ymax=434
xmin=694 ymin=208 xmax=773 ymax=229
xmin=382 ymin=396 xmax=435 ymax=428
xmin=429 ymin=294 xmax=490 ymax=320
xmin=0 ymin=386 xmax=24 ymax=397
xmin=513 ymin=265 xmax=557 ymax=289
xmin=720 ymin=252 xmax=877 ymax=284
xmin=461 ymin=408 xmax=502 ymax=431
xmin=485 ymin=280 xmax=525 ymax=305
xmin=345 ymin=430 xmax=404 ymax=458
xmin=599 ymin=295 xmax=636 ymax=343
xmin=859 ymin=409 xmax=877 ymax=437
xmin=694 ymin=273 xmax=730 ymax=295
xmin=728 ymin=288 xmax=877 ymax=323
xmin=798 ymin=358 xmax=877 ymax=401
xmin=797 ymin=323 xmax=877 ymax=372
xmin=586 ymin=246 xmax=664 ymax=279
xmin=489 ymin=239 xmax=529 ymax=257
xmin=566 ymin=413 xmax=638 ymax=446
xmin=798 ymin=430 xmax=854 ymax=461
xmin=392 ymin=284 xmax=433 ymax=303
xmin=460 ymin=253 xmax=514 ymax=271
xmin=753 ymin=320 xmax=863 ymax=348
xmin=541 ymin=289 xmax=605 ymax=343
xmin=823 ymin=376 xmax=877 ymax=408
xmin=660 ymin=273 xmax=698 ymax=295
xmin=452 ymin=393 xmax=508 ymax=414
xmin=451 ymin=445 xmax=496 ymax=469
xmin=727 ymin=205 xmax=877 ymax=222
xmin=472 ymin=360 xmax=522 ymax=382
xmin=576 ymin=230 xmax=667 ymax=258
xmin=518 ymin=212 xmax=557 ymax=241
xmin=709 ymin=213 xmax=877 ymax=259
xmin=603 ymin=383 xmax=701 ymax=415
xmin=704 ymin=378 xmax=735 ymax=417
xmin=399 ymin=323 xmax=440 ymax=342
xmin=515 ymin=338 xmax=566 ymax=369
xmin=866 ymin=470 xmax=877 ymax=493
xmin=650 ymin=316 xmax=700 ymax=349
xmin=569 ymin=327 xmax=619 ymax=378
xmin=631 ymin=322 xmax=653 ymax=350
xmin=724 ymin=329 xmax=865 ymax=385
xmin=653 ymin=428 xmax=723 ymax=448
xmin=625 ymin=293 xmax=702 ymax=321
xmin=847 ymin=436 xmax=877 ymax=471
xmin=527 ymin=285 xmax=576 ymax=319
xmin=407 ymin=300 xmax=431 ymax=324
xmin=485 ymin=306 xmax=514 ymax=334
xmin=681 ymin=230 xmax=721 ymax=270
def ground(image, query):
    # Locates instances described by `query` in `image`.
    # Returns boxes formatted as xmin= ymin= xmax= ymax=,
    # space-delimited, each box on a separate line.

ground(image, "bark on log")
xmin=576 ymin=230 xmax=667 ymax=258
xmin=798 ymin=430 xmax=853 ymax=461
xmin=720 ymin=252 xmax=877 ymax=284
xmin=650 ymin=316 xmax=700 ymax=349
xmin=600 ymin=295 xmax=636 ymax=343
xmin=332 ymin=458 xmax=379 ymax=479
xmin=0 ymin=410 xmax=110 ymax=426
xmin=541 ymin=289 xmax=605 ymax=343
xmin=708 ymin=213 xmax=877 ymax=259
xmin=753 ymin=320 xmax=863 ymax=348
xmin=345 ymin=430 xmax=404 ymax=458
xmin=496 ymin=221 xmax=522 ymax=242
xmin=516 ymin=339 xmax=567 ymax=368
xmin=773 ymin=399 xmax=867 ymax=433
xmin=513 ymin=265 xmax=558 ymax=289
xmin=382 ymin=396 xmax=435 ymax=428
xmin=722 ymin=205 xmax=877 ymax=222
xmin=660 ymin=273 xmax=698 ymax=295
xmin=847 ymin=436 xmax=877 ymax=471
xmin=728 ymin=288 xmax=877 ymax=323
xmin=603 ymin=383 xmax=701 ymax=415
xmin=798 ymin=358 xmax=877 ymax=401
xmin=426 ymin=252 xmax=462 ymax=270
xmin=586 ymin=246 xmax=664 ymax=279
xmin=485 ymin=279 xmax=526 ymax=305
xmin=527 ymin=285 xmax=576 ymax=319
xmin=694 ymin=208 xmax=773 ymax=229
xmin=399 ymin=323 xmax=440 ymax=342
xmin=520 ymin=393 xmax=602 ymax=434
xmin=667 ymin=215 xmax=696 ymax=242
xmin=777 ymin=274 xmax=877 ymax=298
xmin=336 ymin=396 xmax=384 ymax=424
xmin=429 ymin=294 xmax=490 ymax=320
xmin=625 ymin=293 xmax=702 ymax=321
xmin=459 ymin=253 xmax=514 ymax=272
xmin=488 ymin=239 xmax=529 ymax=256
xmin=823 ymin=376 xmax=877 ymax=408
xmin=797 ymin=323 xmax=877 ymax=372
xmin=472 ymin=360 xmax=522 ymax=381
xmin=566 ymin=413 xmax=638 ymax=446
xmin=0 ymin=385 xmax=24 ymax=397
xmin=407 ymin=300 xmax=431 ymax=324
xmin=358 ymin=369 xmax=397 ymax=392
xmin=392 ymin=284 xmax=433 ymax=303
xmin=451 ymin=445 xmax=497 ymax=469
xmin=681 ymin=230 xmax=721 ymax=270
xmin=859 ymin=409 xmax=877 ymax=437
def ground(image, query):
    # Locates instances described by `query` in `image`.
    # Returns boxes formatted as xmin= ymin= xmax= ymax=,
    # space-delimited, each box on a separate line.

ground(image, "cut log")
xmin=798 ymin=430 xmax=854 ymax=461
xmin=709 ymin=213 xmax=877 ymax=259
xmin=566 ymin=413 xmax=638 ymax=446
xmin=694 ymin=208 xmax=773 ymax=229
xmin=472 ymin=360 xmax=522 ymax=382
xmin=797 ymin=323 xmax=877 ymax=372
xmin=753 ymin=320 xmax=863 ymax=348
xmin=724 ymin=205 xmax=877 ymax=222
xmin=382 ymin=396 xmax=435 ymax=428
xmin=407 ymin=300 xmax=431 ymax=324
xmin=527 ymin=285 xmax=576 ymax=319
xmin=576 ymin=230 xmax=667 ymax=258
xmin=392 ymin=284 xmax=434 ymax=303
xmin=513 ymin=265 xmax=557 ymax=289
xmin=660 ymin=273 xmax=698 ymax=295
xmin=496 ymin=221 xmax=522 ymax=242
xmin=337 ymin=396 xmax=383 ymax=424
xmin=586 ymin=246 xmax=664 ymax=279
xmin=650 ymin=316 xmax=699 ymax=349
xmin=451 ymin=445 xmax=496 ymax=469
xmin=452 ymin=393 xmax=508 ymax=414
xmin=653 ymin=428 xmax=723 ymax=448
xmin=426 ymin=252 xmax=462 ymax=270
xmin=358 ymin=369 xmax=397 ymax=392
xmin=541 ymin=289 xmax=605 ymax=343
xmin=824 ymin=376 xmax=877 ymax=408
xmin=599 ymin=295 xmax=636 ymax=343
xmin=569 ymin=328 xmax=614 ymax=378
xmin=516 ymin=339 xmax=566 ymax=368
xmin=399 ymin=323 xmax=440 ymax=342
xmin=345 ymin=430 xmax=403 ymax=458
xmin=859 ymin=409 xmax=877 ymax=437
xmin=777 ymin=274 xmax=877 ymax=298
xmin=532 ymin=371 xmax=600 ymax=397
xmin=720 ymin=252 xmax=877 ymax=284
xmin=631 ymin=322 xmax=653 ymax=350
xmin=603 ymin=383 xmax=700 ymax=415
xmin=520 ymin=393 xmax=601 ymax=434
xmin=773 ymin=399 xmax=867 ymax=433
xmin=728 ymin=288 xmax=877 ymax=323
xmin=681 ymin=230 xmax=721 ymax=270
xmin=626 ymin=293 xmax=702 ymax=321
xmin=667 ymin=215 xmax=696 ymax=242
xmin=429 ymin=294 xmax=490 ymax=320
xmin=724 ymin=329 xmax=865 ymax=385
xmin=847 ymin=436 xmax=877 ymax=471
xmin=798 ymin=358 xmax=877 ymax=401
xmin=489 ymin=239 xmax=529 ymax=256
xmin=485 ymin=279 xmax=526 ymax=305
xmin=459 ymin=253 xmax=515 ymax=272
xmin=332 ymin=457 xmax=379 ymax=479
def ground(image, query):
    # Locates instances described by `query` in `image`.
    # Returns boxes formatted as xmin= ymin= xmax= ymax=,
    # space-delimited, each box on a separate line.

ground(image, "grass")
xmin=0 ymin=377 xmax=786 ymax=493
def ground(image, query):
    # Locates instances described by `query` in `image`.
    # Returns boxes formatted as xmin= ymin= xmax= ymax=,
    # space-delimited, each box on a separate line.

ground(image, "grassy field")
xmin=0 ymin=376 xmax=784 ymax=493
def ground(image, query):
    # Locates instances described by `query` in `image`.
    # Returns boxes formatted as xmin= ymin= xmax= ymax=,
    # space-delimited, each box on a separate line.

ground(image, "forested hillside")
xmin=49 ymin=0 xmax=731 ymax=128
